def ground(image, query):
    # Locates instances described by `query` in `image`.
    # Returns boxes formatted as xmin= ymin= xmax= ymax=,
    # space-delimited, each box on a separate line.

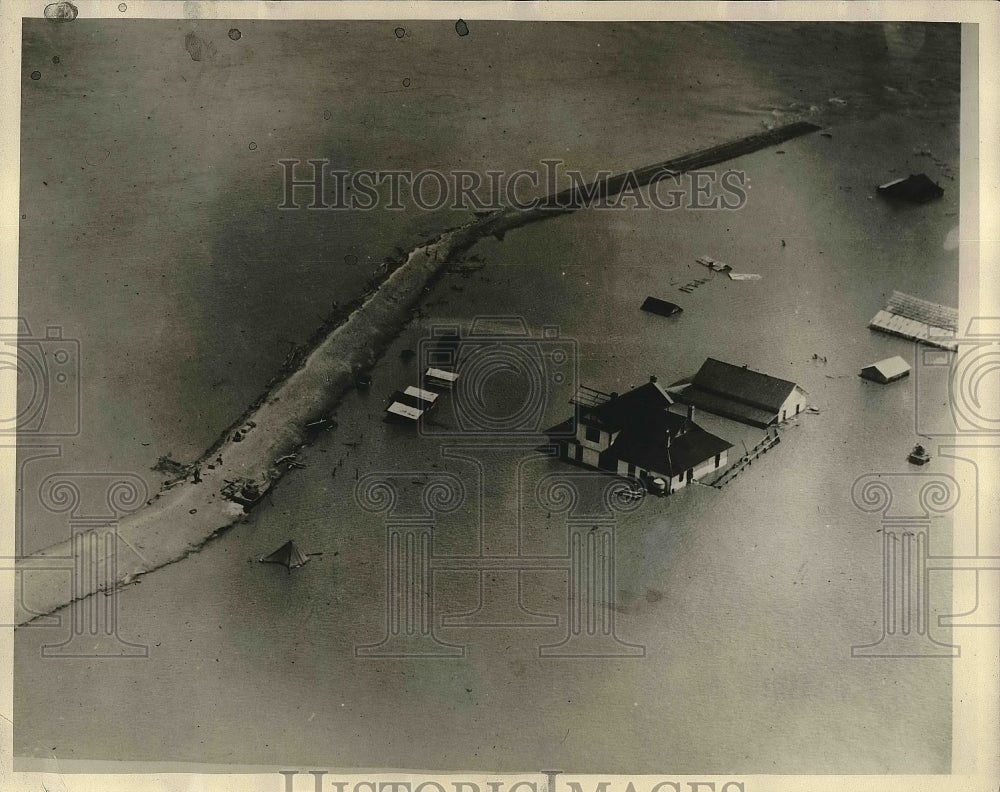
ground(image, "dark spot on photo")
xmin=43 ymin=1 xmax=78 ymax=21
xmin=248 ymin=141 xmax=257 ymax=151
xmin=402 ymin=77 xmax=411 ymax=88
xmin=394 ymin=27 xmax=405 ymax=39
xmin=344 ymin=254 xmax=359 ymax=266
xmin=184 ymin=31 xmax=216 ymax=62
xmin=455 ymin=19 xmax=469 ymax=37
xmin=118 ymin=2 xmax=127 ymax=11
xmin=228 ymin=28 xmax=242 ymax=41
xmin=85 ymin=147 xmax=110 ymax=166
xmin=52 ymin=55 xmax=60 ymax=64
xmin=30 ymin=71 xmax=42 ymax=81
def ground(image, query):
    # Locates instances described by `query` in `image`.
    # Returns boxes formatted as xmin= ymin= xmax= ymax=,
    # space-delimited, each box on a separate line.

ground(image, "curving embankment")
xmin=15 ymin=121 xmax=820 ymax=625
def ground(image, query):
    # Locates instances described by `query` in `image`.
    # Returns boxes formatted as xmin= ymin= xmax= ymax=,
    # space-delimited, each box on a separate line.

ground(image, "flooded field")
xmin=14 ymin=20 xmax=961 ymax=774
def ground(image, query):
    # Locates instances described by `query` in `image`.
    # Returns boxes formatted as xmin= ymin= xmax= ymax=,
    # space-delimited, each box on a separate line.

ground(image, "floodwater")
xmin=14 ymin=21 xmax=963 ymax=773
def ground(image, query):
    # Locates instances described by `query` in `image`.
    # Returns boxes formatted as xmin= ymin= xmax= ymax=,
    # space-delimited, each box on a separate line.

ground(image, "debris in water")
xmin=728 ymin=272 xmax=762 ymax=281
xmin=696 ymin=255 xmax=731 ymax=273
xmin=222 ymin=478 xmax=266 ymax=509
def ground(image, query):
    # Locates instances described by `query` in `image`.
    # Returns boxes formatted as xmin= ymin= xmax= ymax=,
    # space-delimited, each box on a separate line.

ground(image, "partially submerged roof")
xmin=640 ymin=296 xmax=682 ymax=317
xmin=860 ymin=355 xmax=911 ymax=383
xmin=385 ymin=387 xmax=438 ymax=421
xmin=609 ymin=418 xmax=732 ymax=477
xmin=690 ymin=358 xmax=798 ymax=411
xmin=675 ymin=385 xmax=777 ymax=427
xmin=869 ymin=291 xmax=958 ymax=351
xmin=877 ymin=173 xmax=944 ymax=204
xmin=576 ymin=378 xmax=674 ymax=433
xmin=885 ymin=291 xmax=957 ymax=332
xmin=425 ymin=367 xmax=458 ymax=386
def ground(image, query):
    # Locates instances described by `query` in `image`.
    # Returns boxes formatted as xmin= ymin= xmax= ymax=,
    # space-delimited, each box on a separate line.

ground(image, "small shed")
xmin=860 ymin=355 xmax=911 ymax=384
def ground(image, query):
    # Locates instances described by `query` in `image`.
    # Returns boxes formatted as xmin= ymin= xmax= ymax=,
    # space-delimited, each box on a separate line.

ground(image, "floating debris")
xmin=305 ymin=417 xmax=337 ymax=431
xmin=728 ymin=272 xmax=762 ymax=281
xmin=696 ymin=255 xmax=732 ymax=273
xmin=222 ymin=478 xmax=267 ymax=509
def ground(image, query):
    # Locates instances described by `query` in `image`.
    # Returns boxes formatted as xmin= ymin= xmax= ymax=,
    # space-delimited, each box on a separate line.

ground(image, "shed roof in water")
xmin=860 ymin=356 xmax=911 ymax=383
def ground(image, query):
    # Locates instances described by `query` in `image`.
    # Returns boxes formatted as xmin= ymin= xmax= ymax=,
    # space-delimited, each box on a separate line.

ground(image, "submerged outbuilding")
xmin=860 ymin=355 xmax=911 ymax=384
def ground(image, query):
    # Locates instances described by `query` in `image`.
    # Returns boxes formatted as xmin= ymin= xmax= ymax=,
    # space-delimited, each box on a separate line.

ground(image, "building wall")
xmin=779 ymin=387 xmax=809 ymax=422
xmin=579 ymin=443 xmax=728 ymax=495
xmin=575 ymin=423 xmax=615 ymax=452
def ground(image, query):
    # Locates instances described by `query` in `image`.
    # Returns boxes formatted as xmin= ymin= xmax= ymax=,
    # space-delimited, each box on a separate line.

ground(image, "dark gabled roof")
xmin=860 ymin=355 xmax=911 ymax=383
xmin=876 ymin=173 xmax=944 ymax=204
xmin=668 ymin=427 xmax=734 ymax=474
xmin=641 ymin=296 xmax=682 ymax=317
xmin=608 ymin=418 xmax=732 ymax=478
xmin=691 ymin=358 xmax=797 ymax=412
xmin=675 ymin=385 xmax=778 ymax=427
xmin=579 ymin=379 xmax=674 ymax=433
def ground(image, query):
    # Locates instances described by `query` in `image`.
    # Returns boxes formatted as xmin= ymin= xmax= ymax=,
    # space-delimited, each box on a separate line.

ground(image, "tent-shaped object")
xmin=860 ymin=355 xmax=911 ymax=384
xmin=260 ymin=540 xmax=310 ymax=570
